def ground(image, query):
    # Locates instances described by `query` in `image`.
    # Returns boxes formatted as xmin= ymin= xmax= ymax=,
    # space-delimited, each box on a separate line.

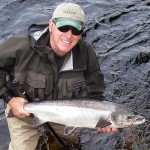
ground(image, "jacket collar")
xmin=28 ymin=23 xmax=52 ymax=55
xmin=60 ymin=44 xmax=87 ymax=71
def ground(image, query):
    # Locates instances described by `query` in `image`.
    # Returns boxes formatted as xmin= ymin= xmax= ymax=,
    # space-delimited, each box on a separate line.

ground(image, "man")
xmin=0 ymin=3 xmax=117 ymax=150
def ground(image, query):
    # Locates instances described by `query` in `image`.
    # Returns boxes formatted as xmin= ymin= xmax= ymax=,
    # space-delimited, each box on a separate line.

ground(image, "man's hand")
xmin=8 ymin=97 xmax=30 ymax=118
xmin=97 ymin=126 xmax=118 ymax=132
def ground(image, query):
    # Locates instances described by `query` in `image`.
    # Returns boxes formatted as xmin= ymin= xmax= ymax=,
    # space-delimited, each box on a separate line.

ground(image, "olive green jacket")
xmin=0 ymin=24 xmax=105 ymax=102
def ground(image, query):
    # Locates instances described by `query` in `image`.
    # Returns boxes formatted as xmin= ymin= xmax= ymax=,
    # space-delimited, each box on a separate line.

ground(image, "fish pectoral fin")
xmin=95 ymin=118 xmax=111 ymax=128
xmin=33 ymin=115 xmax=46 ymax=126
xmin=64 ymin=126 xmax=76 ymax=135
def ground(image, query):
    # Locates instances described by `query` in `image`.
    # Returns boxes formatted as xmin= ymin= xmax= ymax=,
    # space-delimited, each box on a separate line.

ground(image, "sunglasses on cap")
xmin=53 ymin=21 xmax=83 ymax=36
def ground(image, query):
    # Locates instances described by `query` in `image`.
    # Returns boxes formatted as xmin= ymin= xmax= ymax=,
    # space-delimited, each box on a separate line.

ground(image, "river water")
xmin=0 ymin=0 xmax=149 ymax=150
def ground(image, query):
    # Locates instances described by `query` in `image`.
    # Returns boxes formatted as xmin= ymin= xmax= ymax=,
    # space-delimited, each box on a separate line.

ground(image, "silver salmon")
xmin=24 ymin=99 xmax=145 ymax=135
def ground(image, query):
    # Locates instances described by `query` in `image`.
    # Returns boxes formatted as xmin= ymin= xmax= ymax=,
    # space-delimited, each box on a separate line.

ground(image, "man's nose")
xmin=65 ymin=29 xmax=73 ymax=38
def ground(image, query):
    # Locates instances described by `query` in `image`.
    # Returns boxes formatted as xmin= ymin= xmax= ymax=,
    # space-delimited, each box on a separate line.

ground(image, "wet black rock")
xmin=0 ymin=0 xmax=150 ymax=150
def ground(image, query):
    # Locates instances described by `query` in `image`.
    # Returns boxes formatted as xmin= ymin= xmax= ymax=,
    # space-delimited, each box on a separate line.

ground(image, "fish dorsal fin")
xmin=33 ymin=115 xmax=46 ymax=126
xmin=64 ymin=126 xmax=76 ymax=135
xmin=95 ymin=118 xmax=111 ymax=128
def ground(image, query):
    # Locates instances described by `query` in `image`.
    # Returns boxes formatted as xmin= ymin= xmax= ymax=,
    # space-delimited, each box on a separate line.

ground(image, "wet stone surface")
xmin=0 ymin=0 xmax=150 ymax=150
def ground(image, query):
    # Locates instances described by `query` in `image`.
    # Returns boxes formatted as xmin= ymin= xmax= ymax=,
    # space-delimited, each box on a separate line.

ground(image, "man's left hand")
xmin=97 ymin=126 xmax=118 ymax=132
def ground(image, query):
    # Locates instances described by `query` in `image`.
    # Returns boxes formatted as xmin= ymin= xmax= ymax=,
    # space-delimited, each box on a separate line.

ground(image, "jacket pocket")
xmin=24 ymin=71 xmax=46 ymax=100
xmin=58 ymin=77 xmax=87 ymax=99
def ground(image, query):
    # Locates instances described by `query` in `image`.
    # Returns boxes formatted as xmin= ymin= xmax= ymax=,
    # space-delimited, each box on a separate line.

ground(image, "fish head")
xmin=110 ymin=109 xmax=145 ymax=128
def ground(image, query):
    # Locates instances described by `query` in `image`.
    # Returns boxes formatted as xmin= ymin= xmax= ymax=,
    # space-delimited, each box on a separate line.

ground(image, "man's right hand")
xmin=8 ymin=97 xmax=30 ymax=118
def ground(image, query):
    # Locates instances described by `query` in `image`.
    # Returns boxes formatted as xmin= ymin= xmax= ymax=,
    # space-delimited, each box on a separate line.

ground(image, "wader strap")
xmin=43 ymin=123 xmax=69 ymax=149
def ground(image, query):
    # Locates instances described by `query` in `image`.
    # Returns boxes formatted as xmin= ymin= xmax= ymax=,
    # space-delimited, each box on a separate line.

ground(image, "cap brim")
xmin=55 ymin=18 xmax=82 ymax=31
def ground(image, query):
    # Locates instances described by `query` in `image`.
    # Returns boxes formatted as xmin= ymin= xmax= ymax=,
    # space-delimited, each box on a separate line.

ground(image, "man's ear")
xmin=48 ymin=19 xmax=53 ymax=33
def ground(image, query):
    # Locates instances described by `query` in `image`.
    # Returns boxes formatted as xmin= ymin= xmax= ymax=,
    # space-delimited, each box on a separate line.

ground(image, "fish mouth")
xmin=128 ymin=115 xmax=146 ymax=126
xmin=134 ymin=116 xmax=145 ymax=124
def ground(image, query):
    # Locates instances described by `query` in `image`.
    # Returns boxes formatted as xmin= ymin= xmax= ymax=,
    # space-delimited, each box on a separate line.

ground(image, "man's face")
xmin=49 ymin=19 xmax=81 ymax=56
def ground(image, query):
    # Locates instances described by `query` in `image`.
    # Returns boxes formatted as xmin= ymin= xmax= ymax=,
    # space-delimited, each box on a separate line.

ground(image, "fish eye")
xmin=127 ymin=116 xmax=133 ymax=119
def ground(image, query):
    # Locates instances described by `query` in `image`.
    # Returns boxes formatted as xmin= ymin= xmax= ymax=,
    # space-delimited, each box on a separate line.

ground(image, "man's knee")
xmin=5 ymin=112 xmax=39 ymax=150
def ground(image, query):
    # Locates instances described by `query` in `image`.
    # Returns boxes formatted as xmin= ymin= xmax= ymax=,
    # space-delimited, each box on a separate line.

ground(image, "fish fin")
xmin=64 ymin=126 xmax=76 ymax=135
xmin=33 ymin=115 xmax=46 ymax=126
xmin=95 ymin=118 xmax=111 ymax=128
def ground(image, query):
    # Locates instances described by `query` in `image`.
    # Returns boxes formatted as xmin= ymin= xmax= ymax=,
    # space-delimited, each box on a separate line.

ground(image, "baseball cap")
xmin=52 ymin=3 xmax=85 ymax=31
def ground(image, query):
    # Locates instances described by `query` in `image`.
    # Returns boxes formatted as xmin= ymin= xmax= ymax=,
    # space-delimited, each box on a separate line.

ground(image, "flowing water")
xmin=0 ymin=0 xmax=150 ymax=150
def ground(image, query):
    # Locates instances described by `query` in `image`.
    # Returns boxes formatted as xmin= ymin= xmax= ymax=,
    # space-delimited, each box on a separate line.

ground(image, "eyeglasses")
xmin=53 ymin=21 xmax=83 ymax=36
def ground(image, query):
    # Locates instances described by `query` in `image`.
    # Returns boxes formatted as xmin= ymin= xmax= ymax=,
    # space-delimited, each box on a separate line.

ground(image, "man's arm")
xmin=0 ymin=36 xmax=30 ymax=118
